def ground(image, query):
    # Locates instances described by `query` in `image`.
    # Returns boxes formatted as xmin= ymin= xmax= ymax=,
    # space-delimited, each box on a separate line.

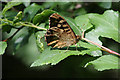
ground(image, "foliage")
xmin=86 ymin=10 xmax=119 ymax=44
xmin=0 ymin=41 xmax=7 ymax=55
xmin=1 ymin=1 xmax=120 ymax=72
xmin=85 ymin=55 xmax=120 ymax=71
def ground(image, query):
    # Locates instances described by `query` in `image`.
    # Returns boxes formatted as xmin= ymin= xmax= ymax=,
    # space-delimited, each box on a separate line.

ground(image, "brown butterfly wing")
xmin=45 ymin=13 xmax=78 ymax=48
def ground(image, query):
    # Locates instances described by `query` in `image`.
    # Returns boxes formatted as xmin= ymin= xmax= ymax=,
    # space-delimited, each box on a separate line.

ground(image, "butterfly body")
xmin=45 ymin=13 xmax=81 ymax=48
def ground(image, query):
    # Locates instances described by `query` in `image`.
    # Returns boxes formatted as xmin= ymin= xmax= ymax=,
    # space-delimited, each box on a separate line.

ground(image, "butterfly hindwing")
xmin=45 ymin=13 xmax=80 ymax=48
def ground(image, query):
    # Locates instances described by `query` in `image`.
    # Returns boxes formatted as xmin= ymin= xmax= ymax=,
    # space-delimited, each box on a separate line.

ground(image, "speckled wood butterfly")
xmin=45 ymin=13 xmax=81 ymax=48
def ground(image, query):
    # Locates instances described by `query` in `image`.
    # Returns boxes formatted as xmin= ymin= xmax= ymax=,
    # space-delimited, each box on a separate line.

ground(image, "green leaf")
xmin=98 ymin=2 xmax=112 ymax=9
xmin=31 ymin=41 xmax=101 ymax=67
xmin=31 ymin=11 xmax=104 ymax=67
xmin=35 ymin=31 xmax=46 ymax=53
xmin=14 ymin=33 xmax=41 ymax=65
xmin=85 ymin=55 xmax=120 ymax=71
xmin=23 ymin=0 xmax=31 ymax=7
xmin=31 ymin=36 xmax=101 ymax=67
xmin=63 ymin=16 xmax=80 ymax=35
xmin=4 ymin=11 xmax=18 ymax=20
xmin=62 ymin=14 xmax=92 ymax=36
xmin=74 ymin=8 xmax=87 ymax=16
xmin=0 ymin=11 xmax=2 ymax=18
xmin=33 ymin=9 xmax=56 ymax=24
xmin=42 ymin=2 xmax=58 ymax=9
xmin=75 ymin=14 xmax=93 ymax=32
xmin=13 ymin=11 xmax=23 ymax=23
xmin=14 ymin=33 xmax=30 ymax=52
xmin=86 ymin=10 xmax=119 ymax=44
xmin=2 ymin=24 xmax=13 ymax=33
xmin=0 ymin=41 xmax=7 ymax=55
xmin=24 ymin=3 xmax=42 ymax=21
xmin=2 ymin=1 xmax=22 ymax=16
xmin=74 ymin=14 xmax=102 ymax=56
xmin=30 ymin=47 xmax=84 ymax=67
xmin=79 ymin=41 xmax=102 ymax=56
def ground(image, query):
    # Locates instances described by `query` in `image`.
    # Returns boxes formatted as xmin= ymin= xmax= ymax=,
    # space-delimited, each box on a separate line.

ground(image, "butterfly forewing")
xmin=45 ymin=13 xmax=80 ymax=48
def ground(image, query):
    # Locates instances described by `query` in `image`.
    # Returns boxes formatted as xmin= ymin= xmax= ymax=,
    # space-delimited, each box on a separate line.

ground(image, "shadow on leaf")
xmin=51 ymin=47 xmax=88 ymax=51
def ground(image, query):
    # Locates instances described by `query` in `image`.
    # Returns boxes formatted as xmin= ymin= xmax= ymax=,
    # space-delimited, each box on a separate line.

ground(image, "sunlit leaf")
xmin=35 ymin=31 xmax=46 ymax=53
xmin=31 ymin=38 xmax=101 ymax=67
xmin=0 ymin=41 xmax=7 ymax=55
xmin=85 ymin=55 xmax=120 ymax=71
xmin=86 ymin=10 xmax=119 ymax=45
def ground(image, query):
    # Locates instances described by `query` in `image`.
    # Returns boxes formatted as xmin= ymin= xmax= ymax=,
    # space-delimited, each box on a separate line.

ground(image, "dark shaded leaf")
xmin=2 ymin=1 xmax=22 ymax=16
xmin=33 ymin=9 xmax=56 ymax=24
xmin=24 ymin=3 xmax=42 ymax=21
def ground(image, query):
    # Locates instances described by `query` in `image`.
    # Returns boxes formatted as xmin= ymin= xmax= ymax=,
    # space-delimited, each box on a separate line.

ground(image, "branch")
xmin=1 ymin=18 xmax=47 ymax=41
xmin=16 ymin=22 xmax=47 ymax=31
xmin=81 ymin=31 xmax=120 ymax=56
xmin=0 ymin=18 xmax=47 ymax=31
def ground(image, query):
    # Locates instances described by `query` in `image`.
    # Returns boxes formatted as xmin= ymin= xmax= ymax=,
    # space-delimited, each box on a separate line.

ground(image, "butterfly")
xmin=45 ymin=13 xmax=81 ymax=49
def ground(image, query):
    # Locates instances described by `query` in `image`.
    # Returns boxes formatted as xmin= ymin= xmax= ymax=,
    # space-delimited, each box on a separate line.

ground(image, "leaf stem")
xmin=17 ymin=22 xmax=47 ymax=31
xmin=0 ymin=18 xmax=47 ymax=31
xmin=0 ymin=18 xmax=13 ymax=24
xmin=81 ymin=31 xmax=120 ymax=56
xmin=1 ymin=18 xmax=47 ymax=42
